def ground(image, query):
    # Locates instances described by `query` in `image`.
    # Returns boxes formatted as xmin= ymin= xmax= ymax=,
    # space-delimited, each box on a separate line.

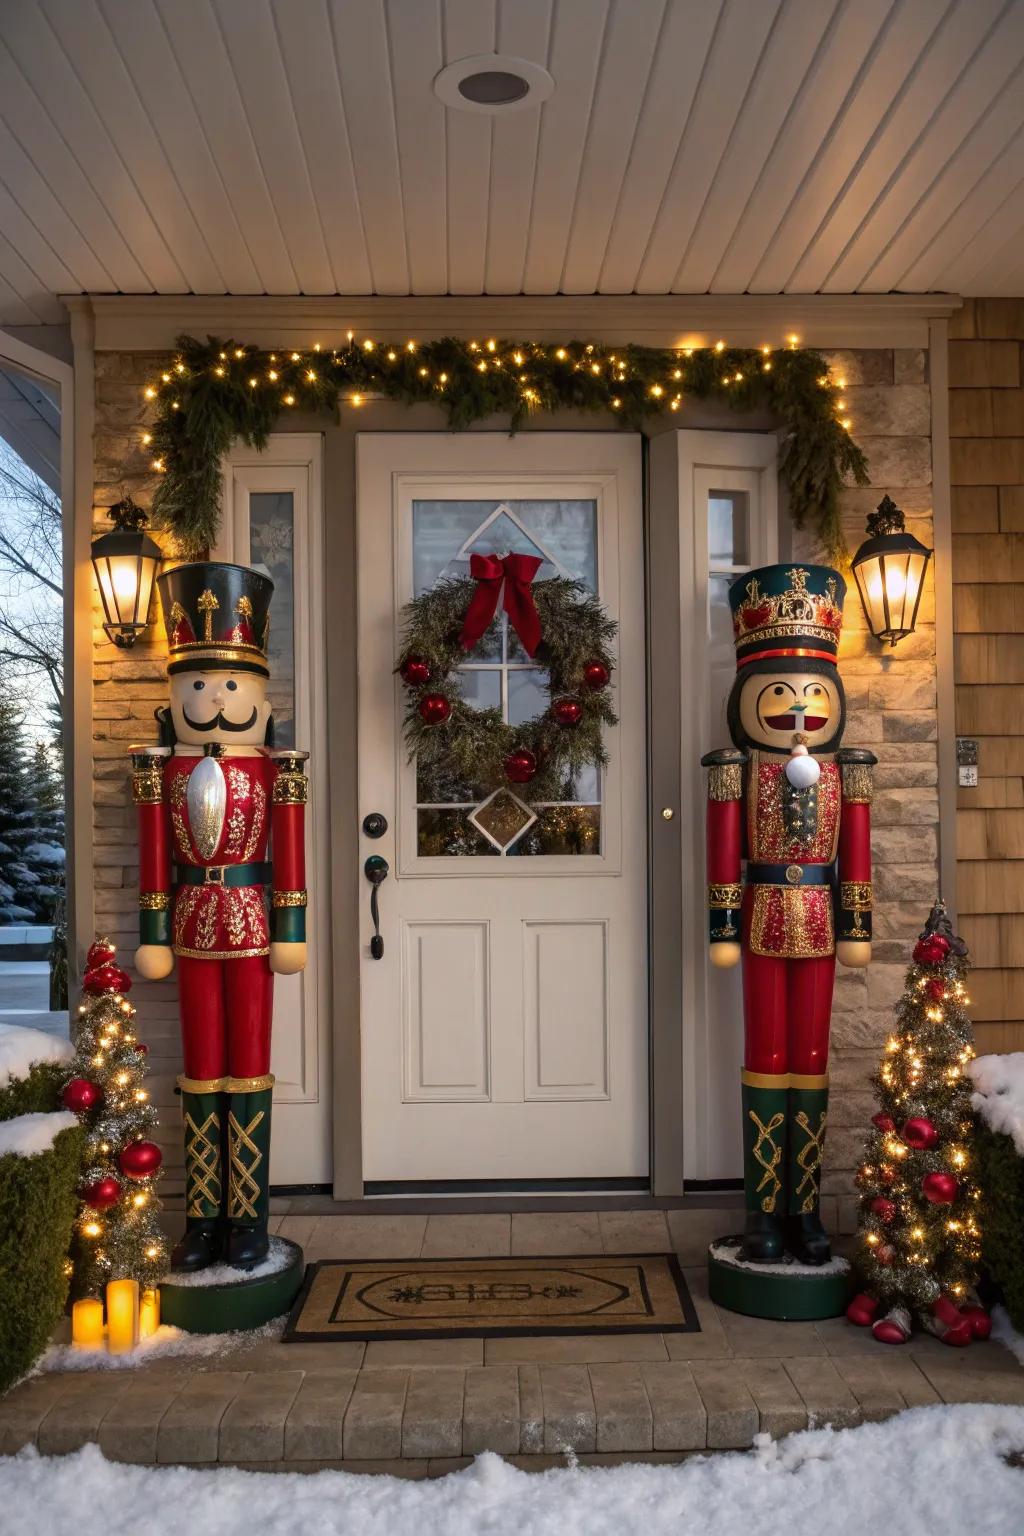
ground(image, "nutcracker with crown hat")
xmin=702 ymin=565 xmax=874 ymax=1307
xmin=130 ymin=562 xmax=308 ymax=1273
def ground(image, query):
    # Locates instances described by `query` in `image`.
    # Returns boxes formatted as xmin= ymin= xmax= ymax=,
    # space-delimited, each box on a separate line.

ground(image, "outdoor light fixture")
xmin=90 ymin=494 xmax=162 ymax=649
xmin=433 ymin=53 xmax=554 ymax=113
xmin=851 ymin=495 xmax=932 ymax=648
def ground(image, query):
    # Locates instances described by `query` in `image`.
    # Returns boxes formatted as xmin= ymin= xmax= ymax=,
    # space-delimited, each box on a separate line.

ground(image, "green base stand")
xmin=708 ymin=1237 xmax=851 ymax=1321
xmin=159 ymin=1238 xmax=305 ymax=1334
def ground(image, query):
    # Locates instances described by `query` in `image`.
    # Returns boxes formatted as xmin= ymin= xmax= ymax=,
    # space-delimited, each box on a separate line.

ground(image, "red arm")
xmin=837 ymin=749 xmax=876 ymax=946
xmin=270 ymin=750 xmax=308 ymax=944
xmin=701 ymin=749 xmax=746 ymax=948
xmin=130 ymin=747 xmax=172 ymax=947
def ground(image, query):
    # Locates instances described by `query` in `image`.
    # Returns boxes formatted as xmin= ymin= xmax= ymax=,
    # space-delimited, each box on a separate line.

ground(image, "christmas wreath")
xmin=398 ymin=554 xmax=617 ymax=807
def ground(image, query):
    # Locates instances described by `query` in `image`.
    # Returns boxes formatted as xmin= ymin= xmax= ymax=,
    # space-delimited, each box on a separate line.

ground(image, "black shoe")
xmin=225 ymin=1222 xmax=269 ymax=1270
xmin=170 ymin=1220 xmax=221 ymax=1272
xmin=740 ymin=1210 xmax=786 ymax=1264
xmin=787 ymin=1212 xmax=832 ymax=1266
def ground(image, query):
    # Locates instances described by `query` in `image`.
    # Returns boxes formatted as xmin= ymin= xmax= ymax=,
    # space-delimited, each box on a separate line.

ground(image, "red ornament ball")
xmin=878 ymin=1165 xmax=897 ymax=1186
xmin=135 ymin=1041 xmax=149 ymax=1055
xmin=872 ymin=1112 xmax=896 ymax=1133
xmin=81 ymin=1175 xmax=120 ymax=1211
xmin=86 ymin=939 xmax=116 ymax=970
xmin=400 ymin=655 xmax=432 ymax=687
xmin=875 ymin=1243 xmax=896 ymax=1267
xmin=505 ymin=749 xmax=538 ymax=784
xmin=62 ymin=1078 xmax=101 ymax=1114
xmin=913 ymin=934 xmax=950 ymax=966
xmin=870 ymin=1196 xmax=898 ymax=1223
xmin=902 ymin=1116 xmax=939 ymax=1151
xmin=118 ymin=1140 xmax=163 ymax=1179
xmin=418 ymin=693 xmax=452 ymax=726
xmin=83 ymin=963 xmax=132 ymax=996
xmin=925 ymin=978 xmax=947 ymax=1002
xmin=582 ymin=661 xmax=610 ymax=691
xmin=922 ymin=1171 xmax=959 ymax=1205
xmin=552 ymin=697 xmax=583 ymax=728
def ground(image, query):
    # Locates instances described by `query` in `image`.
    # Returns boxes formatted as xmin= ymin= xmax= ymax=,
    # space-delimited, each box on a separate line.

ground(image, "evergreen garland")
xmin=147 ymin=334 xmax=869 ymax=561
xmin=399 ymin=576 xmax=617 ymax=808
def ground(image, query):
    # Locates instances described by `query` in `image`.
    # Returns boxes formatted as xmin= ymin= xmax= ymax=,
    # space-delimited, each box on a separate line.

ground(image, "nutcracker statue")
xmin=130 ymin=562 xmax=308 ymax=1273
xmin=702 ymin=564 xmax=874 ymax=1275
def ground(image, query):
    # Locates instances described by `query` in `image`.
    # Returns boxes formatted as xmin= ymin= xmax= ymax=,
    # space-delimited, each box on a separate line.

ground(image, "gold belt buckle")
xmin=203 ymin=865 xmax=226 ymax=886
xmin=785 ymin=864 xmax=804 ymax=885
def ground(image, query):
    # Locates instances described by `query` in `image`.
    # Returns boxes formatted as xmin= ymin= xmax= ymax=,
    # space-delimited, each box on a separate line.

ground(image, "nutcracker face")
xmin=168 ymin=669 xmax=271 ymax=747
xmin=728 ymin=662 xmax=845 ymax=755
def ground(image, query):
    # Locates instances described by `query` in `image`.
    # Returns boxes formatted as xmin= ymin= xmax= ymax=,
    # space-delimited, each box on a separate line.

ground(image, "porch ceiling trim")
xmin=66 ymin=293 xmax=961 ymax=354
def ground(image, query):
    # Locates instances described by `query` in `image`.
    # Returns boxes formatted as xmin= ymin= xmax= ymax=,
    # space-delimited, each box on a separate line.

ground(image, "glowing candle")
xmin=139 ymin=1287 xmax=160 ymax=1339
xmin=71 ymin=1298 xmax=104 ymax=1349
xmin=106 ymin=1278 xmax=139 ymax=1354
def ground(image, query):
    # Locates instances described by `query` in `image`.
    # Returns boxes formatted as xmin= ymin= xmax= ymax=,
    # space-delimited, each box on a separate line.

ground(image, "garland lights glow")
xmin=142 ymin=332 xmax=869 ymax=560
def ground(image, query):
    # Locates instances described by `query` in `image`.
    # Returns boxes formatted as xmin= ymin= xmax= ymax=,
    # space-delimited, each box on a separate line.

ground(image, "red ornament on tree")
xmin=418 ymin=693 xmax=452 ymax=726
xmin=62 ymin=1078 xmax=101 ymax=1114
xmin=913 ymin=934 xmax=950 ymax=966
xmin=922 ymin=1171 xmax=959 ymax=1205
xmin=552 ymin=698 xmax=583 ymax=727
xmin=83 ymin=964 xmax=132 ymax=996
xmin=876 ymin=1243 xmax=896 ymax=1267
xmin=902 ymin=1116 xmax=939 ymax=1150
xmin=86 ymin=939 xmax=116 ymax=970
xmin=872 ymin=1112 xmax=896 ymax=1132
xmin=135 ymin=1042 xmax=149 ymax=1055
xmin=400 ymin=655 xmax=432 ymax=687
xmin=505 ymin=749 xmax=538 ymax=784
xmin=118 ymin=1140 xmax=163 ymax=1179
xmin=870 ymin=1196 xmax=898 ymax=1223
xmin=925 ymin=978 xmax=947 ymax=1002
xmin=81 ymin=1175 xmax=120 ymax=1211
xmin=582 ymin=661 xmax=609 ymax=691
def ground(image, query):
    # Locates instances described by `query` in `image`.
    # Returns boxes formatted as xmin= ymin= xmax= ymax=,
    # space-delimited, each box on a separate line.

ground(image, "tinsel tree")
xmin=61 ymin=938 xmax=169 ymax=1297
xmin=847 ymin=901 xmax=990 ymax=1346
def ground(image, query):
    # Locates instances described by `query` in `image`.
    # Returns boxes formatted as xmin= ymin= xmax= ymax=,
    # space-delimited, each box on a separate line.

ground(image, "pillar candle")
xmin=71 ymin=1297 xmax=104 ymax=1349
xmin=106 ymin=1278 xmax=139 ymax=1354
xmin=139 ymin=1287 xmax=160 ymax=1339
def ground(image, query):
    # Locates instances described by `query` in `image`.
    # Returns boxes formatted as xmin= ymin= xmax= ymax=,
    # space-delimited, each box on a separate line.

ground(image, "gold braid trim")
xmin=225 ymin=1073 xmax=275 ymax=1093
xmin=840 ymin=762 xmax=873 ymax=803
xmin=228 ymin=1108 xmax=266 ymax=1220
xmin=708 ymin=762 xmax=744 ymax=801
xmin=272 ymin=890 xmax=307 ymax=908
xmin=178 ymin=1073 xmax=228 ymax=1093
xmin=749 ymin=1109 xmax=785 ymax=1214
xmin=840 ymin=880 xmax=872 ymax=911
xmin=273 ymin=772 xmax=308 ymax=805
xmin=708 ymin=882 xmax=743 ymax=909
xmin=794 ymin=1108 xmax=828 ymax=1214
xmin=139 ymin=891 xmax=170 ymax=910
xmin=183 ymin=1109 xmax=221 ymax=1217
xmin=132 ymin=769 xmax=164 ymax=804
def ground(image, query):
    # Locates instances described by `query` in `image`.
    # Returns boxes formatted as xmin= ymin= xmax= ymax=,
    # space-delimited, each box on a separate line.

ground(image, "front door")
xmin=357 ymin=433 xmax=647 ymax=1185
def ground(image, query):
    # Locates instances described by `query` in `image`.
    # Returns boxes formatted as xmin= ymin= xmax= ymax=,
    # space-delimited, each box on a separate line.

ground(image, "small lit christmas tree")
xmin=62 ymin=939 xmax=169 ymax=1297
xmin=847 ymin=901 xmax=989 ymax=1346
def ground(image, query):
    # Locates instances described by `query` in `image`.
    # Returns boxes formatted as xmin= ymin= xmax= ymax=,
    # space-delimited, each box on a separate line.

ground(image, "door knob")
xmin=364 ymin=855 xmax=389 ymax=960
xmin=362 ymin=812 xmax=388 ymax=839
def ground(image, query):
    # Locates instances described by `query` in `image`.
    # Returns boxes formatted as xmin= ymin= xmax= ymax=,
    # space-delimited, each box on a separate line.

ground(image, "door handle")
xmin=364 ymin=855 xmax=389 ymax=960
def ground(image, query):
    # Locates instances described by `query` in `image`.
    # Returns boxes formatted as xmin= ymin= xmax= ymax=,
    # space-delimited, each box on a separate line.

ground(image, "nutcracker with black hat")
xmin=702 ymin=565 xmax=874 ymax=1311
xmin=129 ymin=562 xmax=308 ymax=1273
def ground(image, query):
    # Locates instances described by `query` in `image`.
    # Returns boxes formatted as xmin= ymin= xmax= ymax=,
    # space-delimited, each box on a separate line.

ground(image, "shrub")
xmin=0 ymin=1060 xmax=66 ymax=1121
xmin=975 ymin=1122 xmax=1024 ymax=1331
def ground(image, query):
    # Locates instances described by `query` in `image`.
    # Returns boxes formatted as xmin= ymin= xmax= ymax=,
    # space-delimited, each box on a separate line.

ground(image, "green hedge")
xmin=976 ymin=1122 xmax=1024 ymax=1332
xmin=0 ymin=1061 xmax=67 ymax=1121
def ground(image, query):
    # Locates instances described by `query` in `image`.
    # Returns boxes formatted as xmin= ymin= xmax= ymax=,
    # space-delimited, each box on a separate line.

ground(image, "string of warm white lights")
xmin=139 ymin=332 xmax=868 ymax=560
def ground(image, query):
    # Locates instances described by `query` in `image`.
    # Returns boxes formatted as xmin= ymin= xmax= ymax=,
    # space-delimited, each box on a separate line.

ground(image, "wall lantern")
xmin=851 ymin=495 xmax=932 ymax=648
xmin=90 ymin=494 xmax=162 ymax=649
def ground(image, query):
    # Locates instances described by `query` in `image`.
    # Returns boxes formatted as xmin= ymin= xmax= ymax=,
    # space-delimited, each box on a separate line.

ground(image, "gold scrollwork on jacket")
xmin=840 ymin=880 xmax=873 ymax=911
xmin=241 ymin=777 xmax=267 ymax=860
xmin=708 ymin=882 xmax=743 ymax=909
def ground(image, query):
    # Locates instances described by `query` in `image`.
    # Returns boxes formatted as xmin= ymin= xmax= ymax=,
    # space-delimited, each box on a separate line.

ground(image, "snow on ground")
xmin=970 ymin=1052 xmax=1024 ymax=1155
xmin=0 ymin=1109 xmax=77 ymax=1156
xmin=38 ymin=1315 xmax=287 ymax=1373
xmin=0 ymin=1020 xmax=72 ymax=1086
xmin=167 ymin=1236 xmax=294 ymax=1288
xmin=2 ymin=1405 xmax=1023 ymax=1536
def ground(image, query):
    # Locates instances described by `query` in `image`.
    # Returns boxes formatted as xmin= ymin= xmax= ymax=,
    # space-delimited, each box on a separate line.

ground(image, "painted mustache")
xmin=181 ymin=706 xmax=259 ymax=733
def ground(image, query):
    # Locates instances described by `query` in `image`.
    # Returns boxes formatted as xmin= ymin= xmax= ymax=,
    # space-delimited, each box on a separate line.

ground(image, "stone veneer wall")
xmin=90 ymin=345 xmax=940 ymax=1215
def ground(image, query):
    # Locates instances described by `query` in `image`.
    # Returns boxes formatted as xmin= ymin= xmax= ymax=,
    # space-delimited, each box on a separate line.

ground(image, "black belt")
xmin=174 ymin=861 xmax=271 ymax=888
xmin=745 ymin=861 xmax=836 ymax=888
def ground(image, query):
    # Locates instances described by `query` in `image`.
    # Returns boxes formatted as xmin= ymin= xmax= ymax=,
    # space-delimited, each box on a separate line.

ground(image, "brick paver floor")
xmin=3 ymin=1209 xmax=1021 ymax=1475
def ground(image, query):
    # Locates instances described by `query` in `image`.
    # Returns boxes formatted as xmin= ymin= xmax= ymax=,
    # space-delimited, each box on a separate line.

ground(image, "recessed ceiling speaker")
xmin=433 ymin=54 xmax=555 ymax=114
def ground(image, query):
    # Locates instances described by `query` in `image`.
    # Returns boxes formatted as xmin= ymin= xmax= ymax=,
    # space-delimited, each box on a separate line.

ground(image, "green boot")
xmin=786 ymin=1079 xmax=831 ymax=1265
xmin=171 ymin=1078 xmax=225 ymax=1272
xmin=224 ymin=1075 xmax=274 ymax=1269
xmin=740 ymin=1073 xmax=788 ymax=1263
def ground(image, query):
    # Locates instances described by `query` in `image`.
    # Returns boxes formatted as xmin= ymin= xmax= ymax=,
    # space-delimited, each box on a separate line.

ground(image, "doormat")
xmin=283 ymin=1253 xmax=701 ymax=1341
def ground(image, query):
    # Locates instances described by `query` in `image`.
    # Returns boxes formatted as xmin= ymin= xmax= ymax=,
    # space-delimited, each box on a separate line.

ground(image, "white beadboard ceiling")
xmin=2 ymin=0 xmax=1024 ymax=326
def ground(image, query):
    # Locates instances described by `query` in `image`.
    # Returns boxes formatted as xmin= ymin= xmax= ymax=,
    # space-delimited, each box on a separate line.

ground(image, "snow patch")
xmin=164 ymin=1236 xmax=294 ymax=1289
xmin=969 ymin=1052 xmax=1024 ymax=1155
xmin=992 ymin=1305 xmax=1024 ymax=1368
xmin=0 ymin=1021 xmax=73 ymax=1088
xmin=0 ymin=1109 xmax=77 ymax=1157
xmin=710 ymin=1241 xmax=850 ymax=1277
xmin=39 ymin=1314 xmax=288 ymax=1374
xmin=2 ymin=1405 xmax=1024 ymax=1536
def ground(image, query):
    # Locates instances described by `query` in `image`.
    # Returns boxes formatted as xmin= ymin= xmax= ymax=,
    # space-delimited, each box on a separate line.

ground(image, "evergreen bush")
xmin=975 ymin=1123 xmax=1024 ymax=1331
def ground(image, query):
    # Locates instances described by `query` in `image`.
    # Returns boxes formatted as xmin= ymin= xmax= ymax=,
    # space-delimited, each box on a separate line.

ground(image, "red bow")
xmin=459 ymin=553 xmax=544 ymax=657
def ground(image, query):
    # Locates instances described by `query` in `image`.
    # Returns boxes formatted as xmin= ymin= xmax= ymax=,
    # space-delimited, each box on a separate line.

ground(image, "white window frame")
xmin=677 ymin=430 xmax=779 ymax=1183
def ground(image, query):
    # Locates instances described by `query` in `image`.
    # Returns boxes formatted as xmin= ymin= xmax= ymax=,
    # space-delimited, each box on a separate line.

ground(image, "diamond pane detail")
xmin=468 ymin=789 xmax=538 ymax=852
